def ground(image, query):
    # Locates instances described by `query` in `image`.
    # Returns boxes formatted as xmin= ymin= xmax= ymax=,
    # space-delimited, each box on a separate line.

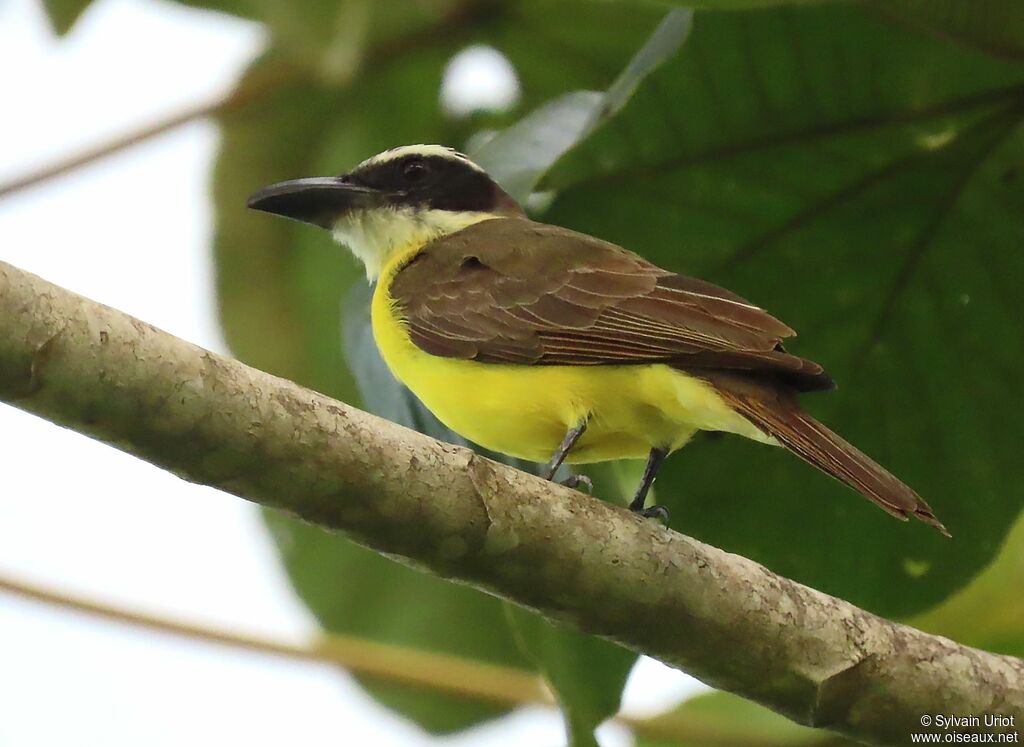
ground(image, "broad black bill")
xmin=247 ymin=177 xmax=383 ymax=228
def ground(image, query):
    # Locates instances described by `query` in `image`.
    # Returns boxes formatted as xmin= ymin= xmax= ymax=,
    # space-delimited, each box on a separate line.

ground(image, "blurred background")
xmin=0 ymin=0 xmax=1022 ymax=745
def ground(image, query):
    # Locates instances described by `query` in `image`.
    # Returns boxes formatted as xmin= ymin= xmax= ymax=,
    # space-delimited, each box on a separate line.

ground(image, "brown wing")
xmin=390 ymin=217 xmax=832 ymax=392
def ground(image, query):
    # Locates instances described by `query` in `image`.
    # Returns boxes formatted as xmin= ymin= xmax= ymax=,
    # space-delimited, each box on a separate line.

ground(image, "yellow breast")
xmin=370 ymin=248 xmax=773 ymax=464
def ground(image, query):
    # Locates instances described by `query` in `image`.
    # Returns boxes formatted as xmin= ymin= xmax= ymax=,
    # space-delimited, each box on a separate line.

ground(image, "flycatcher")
xmin=248 ymin=144 xmax=947 ymax=535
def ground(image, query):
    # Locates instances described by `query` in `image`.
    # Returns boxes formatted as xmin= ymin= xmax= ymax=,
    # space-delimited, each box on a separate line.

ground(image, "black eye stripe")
xmin=353 ymin=155 xmax=470 ymax=188
xmin=345 ymin=153 xmax=512 ymax=214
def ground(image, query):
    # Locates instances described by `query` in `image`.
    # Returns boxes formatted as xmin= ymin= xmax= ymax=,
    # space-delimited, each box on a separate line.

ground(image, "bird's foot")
xmin=631 ymin=504 xmax=670 ymax=526
xmin=559 ymin=474 xmax=593 ymax=493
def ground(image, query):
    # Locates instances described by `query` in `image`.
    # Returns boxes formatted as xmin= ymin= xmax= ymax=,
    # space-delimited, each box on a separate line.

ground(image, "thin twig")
xmin=0 ymin=62 xmax=293 ymax=200
xmin=0 ymin=0 xmax=490 ymax=201
xmin=0 ymin=572 xmax=550 ymax=708
xmin=0 ymin=572 xmax=817 ymax=745
xmin=0 ymin=98 xmax=217 ymax=199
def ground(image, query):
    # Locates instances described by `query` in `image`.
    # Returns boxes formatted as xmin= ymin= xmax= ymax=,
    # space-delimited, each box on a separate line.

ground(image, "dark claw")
xmin=560 ymin=474 xmax=593 ymax=493
xmin=638 ymin=505 xmax=670 ymax=526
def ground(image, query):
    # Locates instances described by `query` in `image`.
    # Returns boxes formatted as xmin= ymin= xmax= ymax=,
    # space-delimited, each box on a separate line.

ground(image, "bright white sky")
xmin=0 ymin=1 xmax=701 ymax=744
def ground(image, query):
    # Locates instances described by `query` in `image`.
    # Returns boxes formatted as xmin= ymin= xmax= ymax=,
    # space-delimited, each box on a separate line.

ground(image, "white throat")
xmin=332 ymin=207 xmax=498 ymax=280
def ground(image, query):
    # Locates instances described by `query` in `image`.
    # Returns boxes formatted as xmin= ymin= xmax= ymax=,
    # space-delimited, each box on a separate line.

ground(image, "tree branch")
xmin=1 ymin=260 xmax=1021 ymax=746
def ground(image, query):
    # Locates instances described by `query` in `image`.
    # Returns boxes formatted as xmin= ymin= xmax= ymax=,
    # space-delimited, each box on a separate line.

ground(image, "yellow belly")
xmin=370 ymin=254 xmax=773 ymax=464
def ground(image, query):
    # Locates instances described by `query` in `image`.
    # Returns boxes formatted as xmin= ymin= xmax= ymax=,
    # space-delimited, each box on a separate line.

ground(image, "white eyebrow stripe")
xmin=357 ymin=144 xmax=484 ymax=172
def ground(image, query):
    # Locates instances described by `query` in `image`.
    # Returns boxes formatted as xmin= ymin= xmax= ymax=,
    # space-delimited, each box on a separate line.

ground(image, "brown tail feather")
xmin=709 ymin=377 xmax=949 ymax=536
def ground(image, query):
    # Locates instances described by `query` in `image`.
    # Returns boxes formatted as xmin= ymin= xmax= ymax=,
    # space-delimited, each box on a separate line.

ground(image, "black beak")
xmin=246 ymin=177 xmax=383 ymax=229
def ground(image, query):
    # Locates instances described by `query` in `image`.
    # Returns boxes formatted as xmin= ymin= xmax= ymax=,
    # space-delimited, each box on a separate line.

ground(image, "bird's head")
xmin=247 ymin=144 xmax=523 ymax=279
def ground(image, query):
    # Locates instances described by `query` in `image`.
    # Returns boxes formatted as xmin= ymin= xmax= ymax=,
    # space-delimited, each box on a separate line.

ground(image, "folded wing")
xmin=390 ymin=217 xmax=832 ymax=392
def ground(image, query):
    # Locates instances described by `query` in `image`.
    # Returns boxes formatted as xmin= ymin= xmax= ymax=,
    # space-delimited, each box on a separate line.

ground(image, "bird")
xmin=247 ymin=143 xmax=948 ymax=535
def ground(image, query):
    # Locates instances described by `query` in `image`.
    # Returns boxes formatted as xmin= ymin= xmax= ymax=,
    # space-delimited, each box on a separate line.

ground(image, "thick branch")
xmin=1 ymin=260 xmax=1021 ymax=746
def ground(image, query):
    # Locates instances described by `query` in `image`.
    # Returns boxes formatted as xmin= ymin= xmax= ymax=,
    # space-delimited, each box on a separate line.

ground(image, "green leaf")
xmin=212 ymin=1 xmax=668 ymax=733
xmin=595 ymin=0 xmax=1024 ymax=59
xmin=40 ymin=0 xmax=93 ymax=35
xmin=475 ymin=91 xmax=607 ymax=202
xmin=541 ymin=4 xmax=1024 ymax=618
xmin=506 ymin=605 xmax=635 ymax=747
xmin=911 ymin=510 xmax=1024 ymax=657
xmin=871 ymin=0 xmax=1024 ymax=60
xmin=474 ymin=9 xmax=693 ymax=201
xmin=633 ymin=690 xmax=832 ymax=747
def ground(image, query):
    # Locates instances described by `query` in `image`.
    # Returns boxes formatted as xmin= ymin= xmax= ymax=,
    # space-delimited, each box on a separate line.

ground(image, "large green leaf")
xmin=911 ymin=510 xmax=1024 ymax=658
xmin=213 ymin=1 xmax=668 ymax=733
xmin=871 ymin=0 xmax=1024 ymax=60
xmin=598 ymin=0 xmax=1024 ymax=59
xmin=474 ymin=9 xmax=693 ymax=200
xmin=541 ymin=4 xmax=1024 ymax=618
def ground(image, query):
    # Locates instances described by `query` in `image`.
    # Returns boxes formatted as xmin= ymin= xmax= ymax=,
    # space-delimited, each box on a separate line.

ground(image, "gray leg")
xmin=629 ymin=447 xmax=670 ymax=523
xmin=543 ymin=420 xmax=588 ymax=481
